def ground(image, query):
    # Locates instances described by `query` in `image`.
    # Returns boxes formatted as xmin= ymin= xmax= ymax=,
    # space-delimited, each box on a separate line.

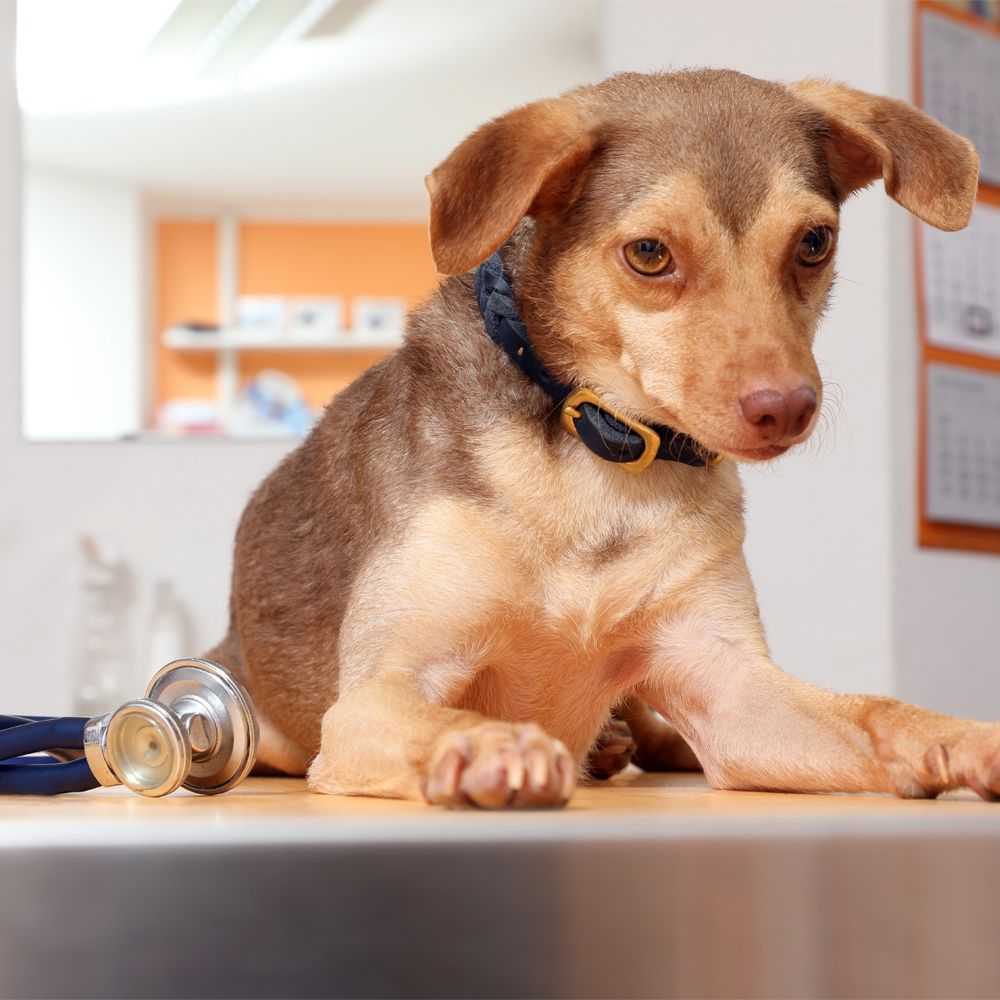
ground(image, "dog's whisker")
xmin=836 ymin=274 xmax=891 ymax=294
xmin=814 ymin=355 xmax=860 ymax=375
xmin=803 ymin=379 xmax=848 ymax=458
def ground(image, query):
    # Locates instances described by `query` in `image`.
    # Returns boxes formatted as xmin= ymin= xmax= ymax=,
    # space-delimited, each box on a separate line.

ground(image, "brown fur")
xmin=205 ymin=70 xmax=992 ymax=808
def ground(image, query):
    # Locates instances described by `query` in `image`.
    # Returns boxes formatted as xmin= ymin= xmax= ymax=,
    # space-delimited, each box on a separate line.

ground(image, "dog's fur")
xmin=205 ymin=70 xmax=993 ymax=807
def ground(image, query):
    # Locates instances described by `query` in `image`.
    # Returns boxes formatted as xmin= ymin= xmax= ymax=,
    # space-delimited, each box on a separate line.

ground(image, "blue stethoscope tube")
xmin=0 ymin=660 xmax=259 ymax=797
xmin=0 ymin=716 xmax=100 ymax=794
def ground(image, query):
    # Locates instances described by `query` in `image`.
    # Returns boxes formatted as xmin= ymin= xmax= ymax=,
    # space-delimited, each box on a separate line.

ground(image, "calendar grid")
xmin=916 ymin=2 xmax=1000 ymax=553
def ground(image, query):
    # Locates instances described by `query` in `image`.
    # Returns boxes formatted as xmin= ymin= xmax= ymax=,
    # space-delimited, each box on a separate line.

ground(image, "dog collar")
xmin=474 ymin=252 xmax=718 ymax=472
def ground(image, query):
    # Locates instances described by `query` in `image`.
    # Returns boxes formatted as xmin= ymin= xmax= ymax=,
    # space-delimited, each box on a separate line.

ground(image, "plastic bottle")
xmin=144 ymin=578 xmax=194 ymax=678
xmin=71 ymin=535 xmax=134 ymax=717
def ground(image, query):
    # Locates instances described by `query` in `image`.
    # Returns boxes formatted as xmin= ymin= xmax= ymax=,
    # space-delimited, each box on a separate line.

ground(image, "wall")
xmin=154 ymin=220 xmax=218 ymax=412
xmin=22 ymin=168 xmax=142 ymax=440
xmin=601 ymin=0 xmax=898 ymax=695
xmin=0 ymin=0 xmax=894 ymax=713
xmin=885 ymin=2 xmax=1000 ymax=717
xmin=3 ymin=1 xmax=997 ymax=717
xmin=602 ymin=0 xmax=1000 ymax=717
xmin=0 ymin=3 xmax=292 ymax=713
xmin=0 ymin=5 xmax=563 ymax=715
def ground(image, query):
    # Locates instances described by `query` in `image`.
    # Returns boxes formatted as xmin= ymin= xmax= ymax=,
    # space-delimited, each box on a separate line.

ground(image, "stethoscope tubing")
xmin=0 ymin=715 xmax=99 ymax=794
xmin=0 ymin=757 xmax=98 ymax=794
xmin=0 ymin=716 xmax=87 ymax=755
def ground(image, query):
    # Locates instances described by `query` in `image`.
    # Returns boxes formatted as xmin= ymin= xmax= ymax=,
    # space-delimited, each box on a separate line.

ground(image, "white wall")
xmin=2 ymin=1 xmax=997 ymax=719
xmin=601 ymin=0 xmax=897 ymax=695
xmin=22 ymin=168 xmax=142 ymax=440
xmin=602 ymin=0 xmax=1000 ymax=718
xmin=884 ymin=2 xmax=1000 ymax=718
xmin=0 ymin=3 xmax=292 ymax=714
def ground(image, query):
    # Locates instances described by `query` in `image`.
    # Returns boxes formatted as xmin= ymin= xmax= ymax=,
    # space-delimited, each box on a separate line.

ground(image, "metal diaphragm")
xmin=103 ymin=699 xmax=192 ymax=797
xmin=145 ymin=658 xmax=258 ymax=795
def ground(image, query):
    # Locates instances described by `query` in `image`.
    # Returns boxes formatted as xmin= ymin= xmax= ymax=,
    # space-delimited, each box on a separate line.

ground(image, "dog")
xmin=205 ymin=69 xmax=989 ymax=808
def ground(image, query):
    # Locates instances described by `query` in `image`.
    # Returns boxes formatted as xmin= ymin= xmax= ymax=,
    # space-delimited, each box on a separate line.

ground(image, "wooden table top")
xmin=5 ymin=768 xmax=1000 ymax=848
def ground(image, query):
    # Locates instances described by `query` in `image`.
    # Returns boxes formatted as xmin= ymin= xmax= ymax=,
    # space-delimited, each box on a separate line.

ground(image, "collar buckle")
xmin=477 ymin=252 xmax=720 ymax=472
xmin=560 ymin=387 xmax=661 ymax=474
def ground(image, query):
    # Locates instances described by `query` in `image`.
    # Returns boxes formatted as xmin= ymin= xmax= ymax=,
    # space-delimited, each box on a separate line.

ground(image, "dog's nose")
xmin=739 ymin=385 xmax=817 ymax=441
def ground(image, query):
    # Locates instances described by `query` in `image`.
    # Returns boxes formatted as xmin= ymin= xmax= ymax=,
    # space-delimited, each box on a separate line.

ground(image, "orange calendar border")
xmin=914 ymin=1 xmax=1000 ymax=555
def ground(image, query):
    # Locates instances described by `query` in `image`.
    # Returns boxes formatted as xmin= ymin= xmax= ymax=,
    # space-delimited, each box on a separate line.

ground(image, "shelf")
xmin=162 ymin=325 xmax=402 ymax=351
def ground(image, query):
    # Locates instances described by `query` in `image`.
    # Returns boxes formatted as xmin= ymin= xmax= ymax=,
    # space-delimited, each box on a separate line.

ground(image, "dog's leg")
xmin=203 ymin=631 xmax=313 ymax=776
xmin=308 ymin=671 xmax=575 ymax=808
xmin=253 ymin=714 xmax=314 ymax=776
xmin=304 ymin=497 xmax=578 ymax=808
xmin=584 ymin=716 xmax=637 ymax=779
xmin=645 ymin=615 xmax=1000 ymax=799
xmin=616 ymin=698 xmax=702 ymax=773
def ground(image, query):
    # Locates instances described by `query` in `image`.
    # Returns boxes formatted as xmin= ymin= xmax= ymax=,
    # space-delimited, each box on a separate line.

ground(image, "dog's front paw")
xmin=424 ymin=722 xmax=576 ymax=808
xmin=877 ymin=722 xmax=1000 ymax=800
xmin=926 ymin=726 xmax=1000 ymax=801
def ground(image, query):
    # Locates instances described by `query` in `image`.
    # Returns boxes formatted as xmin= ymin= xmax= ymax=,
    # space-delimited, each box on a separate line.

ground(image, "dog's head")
xmin=426 ymin=70 xmax=978 ymax=462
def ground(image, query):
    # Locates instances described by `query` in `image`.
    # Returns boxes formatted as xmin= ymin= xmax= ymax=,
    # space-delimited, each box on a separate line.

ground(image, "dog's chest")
xmin=500 ymin=463 xmax=742 ymax=655
xmin=449 ymin=494 xmax=730 ymax=745
xmin=523 ymin=528 xmax=696 ymax=654
xmin=376 ymin=455 xmax=745 ymax=716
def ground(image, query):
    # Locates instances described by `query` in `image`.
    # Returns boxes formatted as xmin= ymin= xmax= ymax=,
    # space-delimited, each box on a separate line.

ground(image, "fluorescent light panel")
xmin=200 ymin=0 xmax=315 ymax=82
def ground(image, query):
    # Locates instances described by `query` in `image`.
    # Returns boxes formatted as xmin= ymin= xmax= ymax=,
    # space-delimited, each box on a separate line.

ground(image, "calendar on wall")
xmin=925 ymin=364 xmax=1000 ymax=529
xmin=921 ymin=7 xmax=1000 ymax=187
xmin=922 ymin=198 xmax=1000 ymax=361
xmin=916 ymin=2 xmax=1000 ymax=554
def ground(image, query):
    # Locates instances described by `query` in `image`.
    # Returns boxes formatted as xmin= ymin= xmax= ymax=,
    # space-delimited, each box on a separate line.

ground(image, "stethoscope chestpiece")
xmin=4 ymin=659 xmax=257 ymax=799
xmin=84 ymin=699 xmax=192 ymax=797
xmin=145 ymin=659 xmax=259 ymax=795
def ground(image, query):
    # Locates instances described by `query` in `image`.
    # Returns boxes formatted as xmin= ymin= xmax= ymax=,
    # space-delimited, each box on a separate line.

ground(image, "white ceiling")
xmin=19 ymin=0 xmax=600 ymax=218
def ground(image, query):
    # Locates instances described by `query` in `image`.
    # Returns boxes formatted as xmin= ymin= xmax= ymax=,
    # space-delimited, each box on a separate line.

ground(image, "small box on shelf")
xmin=236 ymin=296 xmax=287 ymax=331
xmin=291 ymin=297 xmax=344 ymax=336
xmin=352 ymin=297 xmax=406 ymax=339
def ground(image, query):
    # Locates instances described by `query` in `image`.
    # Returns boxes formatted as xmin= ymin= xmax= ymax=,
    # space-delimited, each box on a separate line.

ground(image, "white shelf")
xmin=163 ymin=325 xmax=402 ymax=351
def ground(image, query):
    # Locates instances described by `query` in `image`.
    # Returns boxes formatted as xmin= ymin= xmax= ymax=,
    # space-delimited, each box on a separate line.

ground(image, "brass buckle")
xmin=560 ymin=387 xmax=661 ymax=474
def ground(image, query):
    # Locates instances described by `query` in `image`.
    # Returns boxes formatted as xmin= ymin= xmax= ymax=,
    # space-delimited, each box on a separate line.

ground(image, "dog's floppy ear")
xmin=425 ymin=98 xmax=598 ymax=275
xmin=790 ymin=79 xmax=979 ymax=231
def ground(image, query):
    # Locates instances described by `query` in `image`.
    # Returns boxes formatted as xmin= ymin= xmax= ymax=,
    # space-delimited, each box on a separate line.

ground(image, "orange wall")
xmin=153 ymin=220 xmax=438 ymax=422
xmin=154 ymin=221 xmax=219 ymax=415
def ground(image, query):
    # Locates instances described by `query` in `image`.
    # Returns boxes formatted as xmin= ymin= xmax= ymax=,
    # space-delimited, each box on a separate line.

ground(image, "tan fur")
xmin=206 ymin=70 xmax=993 ymax=808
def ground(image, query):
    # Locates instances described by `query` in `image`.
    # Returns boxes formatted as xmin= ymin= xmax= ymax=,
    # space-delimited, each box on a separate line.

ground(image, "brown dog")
xmin=205 ymin=69 xmax=990 ymax=808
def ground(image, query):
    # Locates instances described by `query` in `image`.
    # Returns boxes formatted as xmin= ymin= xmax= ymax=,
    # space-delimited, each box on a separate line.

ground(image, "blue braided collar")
xmin=474 ymin=252 xmax=715 ymax=471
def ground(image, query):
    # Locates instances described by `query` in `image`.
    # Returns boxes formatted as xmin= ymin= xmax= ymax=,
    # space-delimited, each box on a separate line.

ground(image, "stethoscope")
xmin=0 ymin=659 xmax=258 ymax=797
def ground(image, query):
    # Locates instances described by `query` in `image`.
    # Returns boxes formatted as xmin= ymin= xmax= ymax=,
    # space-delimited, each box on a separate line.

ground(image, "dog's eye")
xmin=796 ymin=227 xmax=834 ymax=267
xmin=624 ymin=239 xmax=674 ymax=276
